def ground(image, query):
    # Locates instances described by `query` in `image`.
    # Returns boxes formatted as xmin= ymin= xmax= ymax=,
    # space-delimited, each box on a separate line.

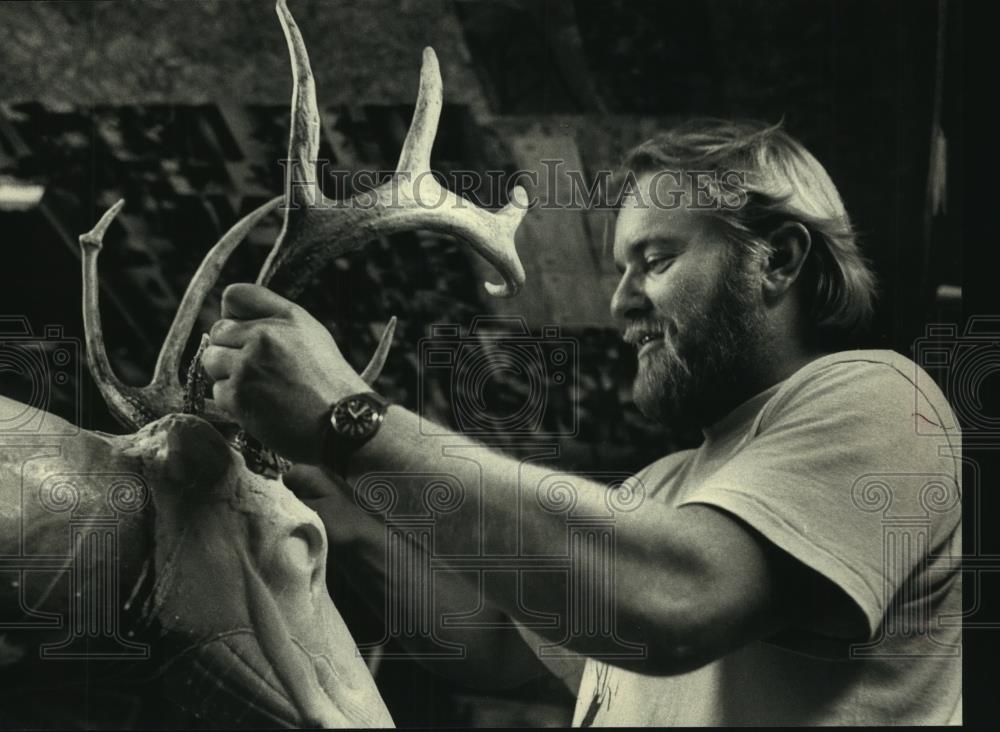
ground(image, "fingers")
xmin=210 ymin=378 xmax=239 ymax=420
xmin=222 ymin=283 xmax=296 ymax=321
xmin=202 ymin=343 xmax=241 ymax=383
xmin=208 ymin=318 xmax=244 ymax=348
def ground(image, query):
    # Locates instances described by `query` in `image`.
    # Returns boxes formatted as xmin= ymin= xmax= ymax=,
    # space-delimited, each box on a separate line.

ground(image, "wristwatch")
xmin=325 ymin=391 xmax=390 ymax=475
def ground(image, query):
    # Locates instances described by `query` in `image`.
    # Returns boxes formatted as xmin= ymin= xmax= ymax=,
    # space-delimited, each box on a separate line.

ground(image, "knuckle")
xmin=228 ymin=360 xmax=246 ymax=384
xmin=209 ymin=318 xmax=229 ymax=340
xmin=256 ymin=326 xmax=280 ymax=353
xmin=201 ymin=346 xmax=223 ymax=375
xmin=211 ymin=381 xmax=231 ymax=408
xmin=221 ymin=284 xmax=241 ymax=310
xmin=244 ymin=327 xmax=264 ymax=351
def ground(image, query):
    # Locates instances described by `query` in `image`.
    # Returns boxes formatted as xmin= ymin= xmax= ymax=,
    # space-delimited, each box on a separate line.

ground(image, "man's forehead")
xmin=620 ymin=170 xmax=690 ymax=208
xmin=613 ymin=179 xmax=703 ymax=258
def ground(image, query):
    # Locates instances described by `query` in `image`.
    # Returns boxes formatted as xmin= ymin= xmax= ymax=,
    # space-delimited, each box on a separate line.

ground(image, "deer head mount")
xmin=80 ymin=0 xmax=529 ymax=434
xmin=0 ymin=395 xmax=393 ymax=727
xmin=1 ymin=0 xmax=531 ymax=727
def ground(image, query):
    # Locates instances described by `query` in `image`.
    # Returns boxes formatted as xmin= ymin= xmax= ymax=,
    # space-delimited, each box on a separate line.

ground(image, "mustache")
xmin=623 ymin=319 xmax=672 ymax=346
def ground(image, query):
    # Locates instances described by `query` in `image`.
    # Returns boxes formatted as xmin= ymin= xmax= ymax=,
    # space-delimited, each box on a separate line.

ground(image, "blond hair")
xmin=620 ymin=118 xmax=877 ymax=341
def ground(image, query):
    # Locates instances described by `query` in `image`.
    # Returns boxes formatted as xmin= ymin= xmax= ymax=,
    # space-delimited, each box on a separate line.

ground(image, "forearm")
xmin=340 ymin=406 xmax=715 ymax=673
xmin=340 ymin=555 xmax=549 ymax=690
xmin=298 ymin=470 xmax=550 ymax=689
xmin=206 ymin=284 xmax=795 ymax=677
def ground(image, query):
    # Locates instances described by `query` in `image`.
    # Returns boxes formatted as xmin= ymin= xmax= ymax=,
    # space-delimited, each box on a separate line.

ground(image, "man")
xmin=202 ymin=119 xmax=962 ymax=725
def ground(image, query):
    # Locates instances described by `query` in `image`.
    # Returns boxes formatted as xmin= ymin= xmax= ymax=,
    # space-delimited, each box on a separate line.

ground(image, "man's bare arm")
xmin=204 ymin=283 xmax=819 ymax=677
xmin=335 ymin=406 xmax=807 ymax=676
xmin=288 ymin=464 xmax=561 ymax=691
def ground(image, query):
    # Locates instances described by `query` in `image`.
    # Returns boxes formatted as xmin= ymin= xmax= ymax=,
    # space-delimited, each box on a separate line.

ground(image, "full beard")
xmin=632 ymin=251 xmax=766 ymax=430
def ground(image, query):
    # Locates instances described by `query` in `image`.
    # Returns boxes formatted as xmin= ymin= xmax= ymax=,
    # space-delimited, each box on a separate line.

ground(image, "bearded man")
xmin=202 ymin=119 xmax=962 ymax=725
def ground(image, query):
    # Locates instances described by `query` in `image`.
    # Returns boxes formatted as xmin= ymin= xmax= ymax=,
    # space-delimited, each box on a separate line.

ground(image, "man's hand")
xmin=202 ymin=283 xmax=368 ymax=466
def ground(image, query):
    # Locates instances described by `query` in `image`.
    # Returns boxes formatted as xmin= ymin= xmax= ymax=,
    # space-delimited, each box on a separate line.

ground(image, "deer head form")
xmin=123 ymin=413 xmax=393 ymax=727
xmin=3 ymin=0 xmax=532 ymax=725
xmin=0 ymin=395 xmax=392 ymax=727
xmin=80 ymin=0 xmax=529 ymax=434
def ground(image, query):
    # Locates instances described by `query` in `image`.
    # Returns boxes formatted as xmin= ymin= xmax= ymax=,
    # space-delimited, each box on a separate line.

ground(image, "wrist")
xmin=318 ymin=377 xmax=368 ymax=408
xmin=298 ymin=380 xmax=365 ymax=465
xmin=321 ymin=390 xmax=391 ymax=476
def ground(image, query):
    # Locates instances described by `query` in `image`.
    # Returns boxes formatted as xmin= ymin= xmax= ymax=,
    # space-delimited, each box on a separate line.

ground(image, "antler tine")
xmin=391 ymin=47 xmax=528 ymax=298
xmin=80 ymin=200 xmax=152 ymax=429
xmin=359 ymin=316 xmax=397 ymax=386
xmin=80 ymin=198 xmax=282 ymax=429
xmin=442 ymin=183 xmax=527 ymax=298
xmin=256 ymin=27 xmax=529 ymax=300
xmin=82 ymin=0 xmax=530 ymax=438
xmin=152 ymin=196 xmax=283 ymax=389
xmin=391 ymin=47 xmax=528 ymax=297
xmin=395 ymin=48 xmax=442 ymax=177
xmin=277 ymin=0 xmax=320 ymax=209
xmin=256 ymin=0 xmax=322 ymax=285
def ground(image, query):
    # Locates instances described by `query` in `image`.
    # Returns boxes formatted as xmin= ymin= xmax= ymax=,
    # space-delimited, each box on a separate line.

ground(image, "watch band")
xmin=325 ymin=391 xmax=390 ymax=475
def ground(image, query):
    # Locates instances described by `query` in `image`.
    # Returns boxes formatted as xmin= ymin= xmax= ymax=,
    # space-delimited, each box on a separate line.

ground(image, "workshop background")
xmin=0 ymin=0 xmax=961 ymax=728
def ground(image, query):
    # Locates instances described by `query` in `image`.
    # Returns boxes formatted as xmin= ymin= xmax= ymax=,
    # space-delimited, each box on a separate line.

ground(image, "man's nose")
xmin=610 ymin=270 xmax=649 ymax=322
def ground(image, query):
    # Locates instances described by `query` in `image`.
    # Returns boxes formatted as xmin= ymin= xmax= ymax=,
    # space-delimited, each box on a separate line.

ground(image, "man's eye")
xmin=645 ymin=257 xmax=674 ymax=273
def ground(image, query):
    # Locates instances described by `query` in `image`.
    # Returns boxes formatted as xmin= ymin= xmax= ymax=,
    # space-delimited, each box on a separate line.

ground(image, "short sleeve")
xmin=677 ymin=357 xmax=961 ymax=641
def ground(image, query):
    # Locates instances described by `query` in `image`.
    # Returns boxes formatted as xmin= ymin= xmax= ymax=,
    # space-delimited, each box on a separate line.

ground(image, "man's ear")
xmin=762 ymin=222 xmax=812 ymax=300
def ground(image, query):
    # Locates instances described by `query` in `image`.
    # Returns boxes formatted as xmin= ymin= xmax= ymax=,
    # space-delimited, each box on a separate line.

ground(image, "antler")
xmin=258 ymin=0 xmax=528 ymax=298
xmin=79 ymin=0 xmax=528 ymax=432
xmin=80 ymin=197 xmax=282 ymax=427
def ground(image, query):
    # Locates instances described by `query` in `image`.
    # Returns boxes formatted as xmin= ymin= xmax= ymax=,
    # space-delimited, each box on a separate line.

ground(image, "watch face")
xmin=331 ymin=395 xmax=384 ymax=440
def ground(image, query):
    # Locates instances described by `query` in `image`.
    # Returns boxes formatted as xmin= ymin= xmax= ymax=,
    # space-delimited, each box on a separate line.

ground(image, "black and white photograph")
xmin=0 ymin=0 xmax=991 ymax=727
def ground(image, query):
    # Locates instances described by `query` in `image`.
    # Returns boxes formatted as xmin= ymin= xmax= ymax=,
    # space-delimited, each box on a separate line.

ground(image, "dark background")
xmin=0 ymin=0 xmax=985 ymax=728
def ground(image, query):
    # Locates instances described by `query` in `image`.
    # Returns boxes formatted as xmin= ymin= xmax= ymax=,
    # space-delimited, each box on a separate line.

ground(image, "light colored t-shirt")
xmin=572 ymin=349 xmax=962 ymax=726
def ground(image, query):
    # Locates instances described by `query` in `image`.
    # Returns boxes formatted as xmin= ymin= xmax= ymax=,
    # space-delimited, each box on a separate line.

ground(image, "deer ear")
xmin=162 ymin=417 xmax=233 ymax=489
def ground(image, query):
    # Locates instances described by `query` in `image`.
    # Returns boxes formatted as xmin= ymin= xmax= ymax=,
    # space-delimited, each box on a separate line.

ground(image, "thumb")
xmin=221 ymin=283 xmax=295 ymax=320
